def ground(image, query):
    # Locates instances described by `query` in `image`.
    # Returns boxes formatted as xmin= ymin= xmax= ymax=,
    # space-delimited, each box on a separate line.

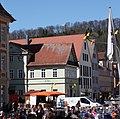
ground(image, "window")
xmin=87 ymin=78 xmax=89 ymax=88
xmin=79 ymin=77 xmax=83 ymax=88
xmin=10 ymin=70 xmax=14 ymax=79
xmin=83 ymin=53 xmax=85 ymax=61
xmin=10 ymin=55 xmax=14 ymax=62
xmin=81 ymin=98 xmax=90 ymax=104
xmin=53 ymin=69 xmax=57 ymax=77
xmin=83 ymin=53 xmax=88 ymax=62
xmin=83 ymin=78 xmax=85 ymax=88
xmin=86 ymin=54 xmax=88 ymax=61
xmin=93 ymin=53 xmax=96 ymax=58
xmin=89 ymin=67 xmax=91 ymax=77
xmin=92 ymin=76 xmax=95 ymax=84
xmin=18 ymin=70 xmax=23 ymax=79
xmin=41 ymin=69 xmax=45 ymax=78
xmin=30 ymin=70 xmax=34 ymax=78
xmin=1 ymin=24 xmax=7 ymax=42
xmin=19 ymin=90 xmax=23 ymax=95
xmin=92 ymin=63 xmax=94 ymax=70
xmin=83 ymin=66 xmax=89 ymax=76
xmin=84 ymin=42 xmax=86 ymax=50
xmin=1 ymin=55 xmax=6 ymax=71
xmin=80 ymin=65 xmax=82 ymax=76
xmin=96 ymin=77 xmax=98 ymax=84
xmin=90 ymin=78 xmax=91 ymax=88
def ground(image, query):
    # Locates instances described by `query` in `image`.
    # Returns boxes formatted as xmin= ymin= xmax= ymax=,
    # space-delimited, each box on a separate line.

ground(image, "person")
xmin=42 ymin=104 xmax=49 ymax=119
xmin=76 ymin=100 xmax=80 ymax=109
xmin=91 ymin=106 xmax=97 ymax=118
xmin=14 ymin=101 xmax=18 ymax=112
xmin=0 ymin=108 xmax=3 ymax=118
xmin=7 ymin=101 xmax=12 ymax=113
xmin=111 ymin=110 xmax=117 ymax=119
xmin=26 ymin=99 xmax=30 ymax=109
xmin=111 ymin=96 xmax=116 ymax=105
xmin=30 ymin=105 xmax=37 ymax=117
xmin=27 ymin=113 xmax=37 ymax=119
xmin=84 ymin=113 xmax=90 ymax=119
xmin=36 ymin=104 xmax=44 ymax=119
xmin=48 ymin=108 xmax=55 ymax=119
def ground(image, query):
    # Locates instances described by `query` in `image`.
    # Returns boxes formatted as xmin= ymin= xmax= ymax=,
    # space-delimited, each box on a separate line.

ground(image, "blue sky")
xmin=1 ymin=0 xmax=120 ymax=32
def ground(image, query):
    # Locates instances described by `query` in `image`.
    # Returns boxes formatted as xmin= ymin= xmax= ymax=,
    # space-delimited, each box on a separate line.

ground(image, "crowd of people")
xmin=0 ymin=100 xmax=120 ymax=119
xmin=64 ymin=103 xmax=120 ymax=119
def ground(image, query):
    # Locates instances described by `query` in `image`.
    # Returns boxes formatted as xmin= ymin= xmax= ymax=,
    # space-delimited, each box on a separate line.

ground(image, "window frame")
xmin=10 ymin=69 xmax=14 ymax=79
xmin=41 ymin=69 xmax=45 ymax=78
xmin=17 ymin=69 xmax=23 ymax=79
xmin=53 ymin=68 xmax=57 ymax=77
xmin=84 ymin=42 xmax=86 ymax=50
xmin=10 ymin=55 xmax=14 ymax=62
xmin=30 ymin=70 xmax=34 ymax=79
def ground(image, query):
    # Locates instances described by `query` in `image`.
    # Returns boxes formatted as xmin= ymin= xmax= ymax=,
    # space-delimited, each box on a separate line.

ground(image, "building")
xmin=87 ymin=39 xmax=99 ymax=100
xmin=0 ymin=4 xmax=15 ymax=106
xmin=9 ymin=42 xmax=30 ymax=95
xmin=9 ymin=42 xmax=79 ymax=97
xmin=27 ymin=43 xmax=79 ymax=97
xmin=98 ymin=52 xmax=113 ymax=99
xmin=9 ymin=34 xmax=94 ymax=97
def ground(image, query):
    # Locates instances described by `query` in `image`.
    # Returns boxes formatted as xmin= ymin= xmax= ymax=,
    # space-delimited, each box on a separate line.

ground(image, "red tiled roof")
xmin=27 ymin=43 xmax=73 ymax=66
xmin=10 ymin=34 xmax=85 ymax=61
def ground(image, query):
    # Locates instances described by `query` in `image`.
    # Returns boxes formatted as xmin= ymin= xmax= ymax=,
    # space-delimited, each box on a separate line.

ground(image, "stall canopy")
xmin=30 ymin=91 xmax=66 ymax=96
xmin=25 ymin=90 xmax=40 ymax=96
xmin=30 ymin=91 xmax=51 ymax=96
xmin=49 ymin=91 xmax=66 ymax=96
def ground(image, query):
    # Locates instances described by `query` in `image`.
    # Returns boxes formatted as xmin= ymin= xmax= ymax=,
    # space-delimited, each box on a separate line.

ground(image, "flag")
xmin=107 ymin=7 xmax=113 ymax=61
xmin=84 ymin=31 xmax=91 ymax=40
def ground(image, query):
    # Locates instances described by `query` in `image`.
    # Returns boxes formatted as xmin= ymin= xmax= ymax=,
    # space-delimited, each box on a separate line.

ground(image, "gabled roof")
xmin=0 ymin=3 xmax=15 ymax=22
xmin=9 ymin=42 xmax=43 ymax=56
xmin=10 ymin=34 xmax=85 ymax=61
xmin=27 ymin=43 xmax=75 ymax=67
xmin=87 ymin=39 xmax=95 ymax=59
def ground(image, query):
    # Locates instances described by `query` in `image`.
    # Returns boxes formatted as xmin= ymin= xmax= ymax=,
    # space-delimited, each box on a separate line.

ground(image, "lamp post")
xmin=108 ymin=7 xmax=120 ymax=100
xmin=115 ymin=45 xmax=120 ymax=99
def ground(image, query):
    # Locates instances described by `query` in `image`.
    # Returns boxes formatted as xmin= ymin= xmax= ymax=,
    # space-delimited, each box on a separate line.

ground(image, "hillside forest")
xmin=9 ymin=18 xmax=120 ymax=52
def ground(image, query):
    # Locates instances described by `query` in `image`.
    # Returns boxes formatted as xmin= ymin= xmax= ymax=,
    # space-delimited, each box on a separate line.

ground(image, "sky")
xmin=0 ymin=0 xmax=120 ymax=32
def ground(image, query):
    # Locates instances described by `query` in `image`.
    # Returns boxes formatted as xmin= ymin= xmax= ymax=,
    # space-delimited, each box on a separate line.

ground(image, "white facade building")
xmin=9 ymin=34 xmax=96 ymax=98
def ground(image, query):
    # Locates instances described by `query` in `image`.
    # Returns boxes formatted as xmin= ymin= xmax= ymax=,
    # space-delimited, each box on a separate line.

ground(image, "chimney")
xmin=26 ymin=35 xmax=29 ymax=45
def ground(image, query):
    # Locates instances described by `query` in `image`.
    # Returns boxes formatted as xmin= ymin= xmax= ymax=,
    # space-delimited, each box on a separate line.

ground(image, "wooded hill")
xmin=9 ymin=18 xmax=120 ymax=52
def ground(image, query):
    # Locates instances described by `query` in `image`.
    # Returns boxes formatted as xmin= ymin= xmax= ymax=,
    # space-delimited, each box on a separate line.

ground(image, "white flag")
xmin=107 ymin=7 xmax=113 ymax=60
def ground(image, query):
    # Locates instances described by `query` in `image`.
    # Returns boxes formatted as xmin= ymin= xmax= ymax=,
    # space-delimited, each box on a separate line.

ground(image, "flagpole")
xmin=106 ymin=7 xmax=120 ymax=101
xmin=107 ymin=7 xmax=113 ymax=61
xmin=110 ymin=7 xmax=120 ymax=100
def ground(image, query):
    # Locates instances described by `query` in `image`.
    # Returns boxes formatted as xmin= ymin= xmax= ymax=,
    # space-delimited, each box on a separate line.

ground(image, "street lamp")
xmin=115 ymin=45 xmax=120 ymax=99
